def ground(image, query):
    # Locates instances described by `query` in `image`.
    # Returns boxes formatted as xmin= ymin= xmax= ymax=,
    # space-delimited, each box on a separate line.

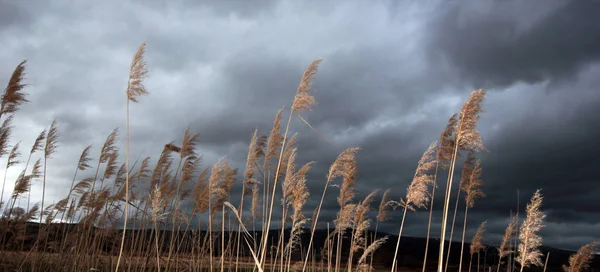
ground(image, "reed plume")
xmin=438 ymin=90 xmax=486 ymax=272
xmin=348 ymin=190 xmax=378 ymax=272
xmin=6 ymin=157 xmax=40 ymax=219
xmin=0 ymin=115 xmax=14 ymax=208
xmin=331 ymin=147 xmax=360 ymax=272
xmin=244 ymin=129 xmax=260 ymax=185
xmin=117 ymin=40 xmax=149 ymax=272
xmin=191 ymin=168 xmax=210 ymax=214
xmin=445 ymin=151 xmax=476 ymax=272
xmin=469 ymin=221 xmax=486 ymax=272
xmin=207 ymin=158 xmax=236 ymax=271
xmin=357 ymin=236 xmax=389 ymax=272
xmin=1 ymin=142 xmax=21 ymax=209
xmin=259 ymin=109 xmax=284 ymax=264
xmin=517 ymin=189 xmax=546 ymax=272
xmin=150 ymin=185 xmax=167 ymax=269
xmin=391 ymin=142 xmax=436 ymax=272
xmin=291 ymin=59 xmax=321 ymax=113
xmin=370 ymin=188 xmax=392 ymax=268
xmin=263 ymin=109 xmax=284 ymax=172
xmin=263 ymin=59 xmax=323 ymax=269
xmin=304 ymin=147 xmax=359 ymax=272
xmin=458 ymin=159 xmax=485 ymax=272
xmin=235 ymin=129 xmax=261 ymax=272
xmin=23 ymin=129 xmax=46 ymax=213
xmin=66 ymin=145 xmax=93 ymax=202
xmin=376 ymin=189 xmax=392 ymax=223
xmin=166 ymin=127 xmax=200 ymax=270
xmin=40 ymin=120 xmax=59 ymax=225
xmin=563 ymin=241 xmax=598 ymax=272
xmin=497 ymin=215 xmax=518 ymax=272
xmin=1 ymin=60 xmax=29 ymax=119
xmin=0 ymin=115 xmax=13 ymax=158
xmin=283 ymin=149 xmax=312 ymax=271
xmin=126 ymin=41 xmax=149 ymax=102
xmin=10 ymin=171 xmax=32 ymax=203
xmin=277 ymin=139 xmax=299 ymax=271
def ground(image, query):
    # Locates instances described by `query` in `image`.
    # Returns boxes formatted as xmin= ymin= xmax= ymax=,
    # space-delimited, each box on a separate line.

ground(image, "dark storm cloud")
xmin=0 ymin=0 xmax=598 ymax=252
xmin=425 ymin=0 xmax=600 ymax=89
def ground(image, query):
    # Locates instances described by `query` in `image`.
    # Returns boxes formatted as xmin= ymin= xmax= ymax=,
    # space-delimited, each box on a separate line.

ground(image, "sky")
xmin=1 ymin=0 xmax=599 ymax=251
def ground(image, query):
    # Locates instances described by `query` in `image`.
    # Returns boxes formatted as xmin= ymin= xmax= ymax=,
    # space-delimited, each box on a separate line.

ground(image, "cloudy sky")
xmin=1 ymin=0 xmax=599 ymax=251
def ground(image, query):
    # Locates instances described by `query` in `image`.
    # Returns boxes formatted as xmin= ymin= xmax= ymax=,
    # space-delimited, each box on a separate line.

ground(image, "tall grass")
xmin=0 ymin=46 xmax=595 ymax=272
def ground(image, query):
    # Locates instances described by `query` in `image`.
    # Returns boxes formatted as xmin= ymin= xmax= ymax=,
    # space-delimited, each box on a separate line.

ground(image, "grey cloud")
xmin=425 ymin=0 xmax=600 ymax=89
xmin=0 ymin=1 xmax=33 ymax=30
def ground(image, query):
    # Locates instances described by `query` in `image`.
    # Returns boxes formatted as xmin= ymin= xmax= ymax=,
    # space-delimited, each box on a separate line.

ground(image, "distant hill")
xmin=11 ymin=223 xmax=600 ymax=271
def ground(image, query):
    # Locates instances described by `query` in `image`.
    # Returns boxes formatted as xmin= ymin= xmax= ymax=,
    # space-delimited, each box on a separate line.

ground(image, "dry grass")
xmin=518 ymin=189 xmax=546 ymax=272
xmin=0 ymin=45 xmax=594 ymax=272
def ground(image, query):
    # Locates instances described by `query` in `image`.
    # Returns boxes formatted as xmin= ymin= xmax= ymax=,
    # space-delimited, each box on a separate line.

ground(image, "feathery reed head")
xmin=291 ymin=162 xmax=312 ymax=218
xmin=563 ymin=241 xmax=598 ymax=272
xmin=334 ymin=203 xmax=356 ymax=231
xmin=438 ymin=113 xmax=458 ymax=167
xmin=279 ymin=132 xmax=298 ymax=179
xmin=328 ymin=147 xmax=359 ymax=188
xmin=292 ymin=59 xmax=322 ymax=113
xmin=463 ymin=159 xmax=485 ymax=208
xmin=12 ymin=170 xmax=32 ymax=198
xmin=7 ymin=142 xmax=22 ymax=168
xmin=376 ymin=188 xmax=392 ymax=223
xmin=208 ymin=157 xmax=236 ymax=212
xmin=100 ymin=128 xmax=119 ymax=163
xmin=31 ymin=129 xmax=46 ymax=154
xmin=357 ymin=236 xmax=389 ymax=266
xmin=330 ymin=147 xmax=360 ymax=207
xmin=459 ymin=151 xmax=476 ymax=189
xmin=282 ymin=147 xmax=299 ymax=204
xmin=2 ymin=60 xmax=29 ymax=115
xmin=78 ymin=145 xmax=93 ymax=171
xmin=0 ymin=115 xmax=14 ymax=157
xmin=457 ymin=89 xmax=486 ymax=152
xmin=44 ymin=120 xmax=59 ymax=159
xmin=102 ymin=152 xmax=120 ymax=180
xmin=351 ymin=190 xmax=379 ymax=253
xmin=498 ymin=215 xmax=518 ymax=259
xmin=403 ymin=142 xmax=437 ymax=211
xmin=135 ymin=156 xmax=152 ymax=180
xmin=470 ymin=220 xmax=487 ymax=255
xmin=251 ymin=184 xmax=260 ymax=219
xmin=518 ymin=189 xmax=546 ymax=268
xmin=264 ymin=108 xmax=284 ymax=170
xmin=31 ymin=158 xmax=42 ymax=178
xmin=181 ymin=155 xmax=201 ymax=187
xmin=190 ymin=167 xmax=209 ymax=214
xmin=180 ymin=126 xmax=200 ymax=158
xmin=127 ymin=41 xmax=149 ymax=102
xmin=243 ymin=129 xmax=259 ymax=184
xmin=150 ymin=185 xmax=167 ymax=222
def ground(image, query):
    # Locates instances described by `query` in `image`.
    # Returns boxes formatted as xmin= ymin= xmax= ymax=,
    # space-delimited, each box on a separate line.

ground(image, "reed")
xmin=469 ymin=221 xmax=486 ymax=272
xmin=562 ymin=241 xmax=598 ymax=272
xmin=517 ymin=189 xmax=545 ymax=272
xmin=390 ymin=142 xmax=436 ymax=272
xmin=458 ymin=157 xmax=485 ymax=272
xmin=497 ymin=215 xmax=518 ymax=272
xmin=438 ymin=89 xmax=486 ymax=272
